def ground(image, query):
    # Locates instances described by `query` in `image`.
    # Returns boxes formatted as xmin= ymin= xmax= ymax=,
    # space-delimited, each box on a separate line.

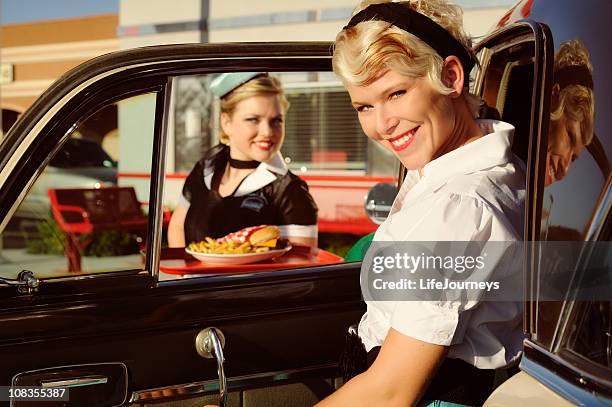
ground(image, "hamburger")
xmin=220 ymin=225 xmax=282 ymax=249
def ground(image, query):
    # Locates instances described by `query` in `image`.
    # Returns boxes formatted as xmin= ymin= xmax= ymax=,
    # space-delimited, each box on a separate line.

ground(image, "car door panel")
xmin=1 ymin=266 xmax=362 ymax=387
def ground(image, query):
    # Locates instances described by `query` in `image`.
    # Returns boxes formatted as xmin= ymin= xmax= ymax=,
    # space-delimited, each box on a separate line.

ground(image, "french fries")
xmin=187 ymin=237 xmax=271 ymax=255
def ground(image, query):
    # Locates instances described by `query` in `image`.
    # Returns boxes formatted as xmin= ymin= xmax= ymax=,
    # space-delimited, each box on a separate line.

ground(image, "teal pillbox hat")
xmin=210 ymin=72 xmax=267 ymax=98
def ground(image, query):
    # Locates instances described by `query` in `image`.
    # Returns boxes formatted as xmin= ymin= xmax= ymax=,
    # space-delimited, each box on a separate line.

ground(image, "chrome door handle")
xmin=195 ymin=327 xmax=227 ymax=407
xmin=0 ymin=270 xmax=40 ymax=294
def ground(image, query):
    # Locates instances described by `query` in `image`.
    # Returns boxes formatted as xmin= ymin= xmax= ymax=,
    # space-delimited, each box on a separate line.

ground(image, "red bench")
xmin=48 ymin=186 xmax=170 ymax=272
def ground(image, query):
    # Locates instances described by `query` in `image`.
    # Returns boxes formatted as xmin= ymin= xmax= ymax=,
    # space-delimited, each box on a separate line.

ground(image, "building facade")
xmin=0 ymin=15 xmax=118 ymax=134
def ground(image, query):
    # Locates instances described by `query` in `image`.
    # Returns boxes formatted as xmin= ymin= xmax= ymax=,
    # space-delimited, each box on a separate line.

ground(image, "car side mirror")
xmin=364 ymin=183 xmax=398 ymax=225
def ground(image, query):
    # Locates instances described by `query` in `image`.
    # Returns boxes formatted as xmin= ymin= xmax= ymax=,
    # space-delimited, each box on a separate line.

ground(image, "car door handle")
xmin=195 ymin=327 xmax=227 ymax=407
xmin=0 ymin=270 xmax=40 ymax=294
xmin=41 ymin=375 xmax=108 ymax=388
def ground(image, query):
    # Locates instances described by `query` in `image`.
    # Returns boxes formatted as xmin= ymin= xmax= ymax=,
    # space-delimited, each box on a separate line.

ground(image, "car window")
xmin=565 ymin=300 xmax=612 ymax=370
xmin=559 ymin=215 xmax=612 ymax=373
xmin=560 ymin=183 xmax=612 ymax=378
xmin=534 ymin=38 xmax=609 ymax=349
xmin=535 ymin=151 xmax=607 ymax=349
xmin=0 ymin=92 xmax=157 ymax=280
xmin=159 ymin=71 xmax=395 ymax=281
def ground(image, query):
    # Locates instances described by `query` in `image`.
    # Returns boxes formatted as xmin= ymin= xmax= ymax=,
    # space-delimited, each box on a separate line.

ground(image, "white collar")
xmin=420 ymin=120 xmax=515 ymax=186
xmin=203 ymin=151 xmax=288 ymax=197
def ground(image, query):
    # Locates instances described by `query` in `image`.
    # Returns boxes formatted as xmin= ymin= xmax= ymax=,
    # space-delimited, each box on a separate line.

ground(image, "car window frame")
xmin=0 ymin=46 xmax=367 ymax=298
xmin=474 ymin=21 xmax=554 ymax=339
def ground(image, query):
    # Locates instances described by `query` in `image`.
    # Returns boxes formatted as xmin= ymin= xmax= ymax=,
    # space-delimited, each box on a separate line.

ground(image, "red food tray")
xmin=159 ymin=246 xmax=344 ymax=275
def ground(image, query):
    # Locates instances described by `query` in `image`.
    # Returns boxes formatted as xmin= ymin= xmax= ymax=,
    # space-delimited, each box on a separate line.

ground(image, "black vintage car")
xmin=0 ymin=0 xmax=610 ymax=406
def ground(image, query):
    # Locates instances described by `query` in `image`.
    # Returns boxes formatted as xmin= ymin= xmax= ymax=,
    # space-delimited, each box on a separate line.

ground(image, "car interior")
xmin=480 ymin=40 xmax=535 ymax=166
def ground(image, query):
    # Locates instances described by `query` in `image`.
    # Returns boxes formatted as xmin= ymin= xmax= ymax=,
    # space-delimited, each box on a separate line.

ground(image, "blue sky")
xmin=1 ymin=0 xmax=119 ymax=24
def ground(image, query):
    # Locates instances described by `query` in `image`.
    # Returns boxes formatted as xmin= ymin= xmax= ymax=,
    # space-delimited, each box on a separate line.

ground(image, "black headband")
xmin=554 ymin=65 xmax=594 ymax=90
xmin=343 ymin=2 xmax=476 ymax=85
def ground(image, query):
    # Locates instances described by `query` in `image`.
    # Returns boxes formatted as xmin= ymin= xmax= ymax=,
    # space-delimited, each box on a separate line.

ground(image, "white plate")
xmin=185 ymin=245 xmax=292 ymax=265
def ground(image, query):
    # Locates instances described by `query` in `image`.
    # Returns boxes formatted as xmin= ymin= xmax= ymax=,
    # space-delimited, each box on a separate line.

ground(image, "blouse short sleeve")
xmin=382 ymin=193 xmax=520 ymax=346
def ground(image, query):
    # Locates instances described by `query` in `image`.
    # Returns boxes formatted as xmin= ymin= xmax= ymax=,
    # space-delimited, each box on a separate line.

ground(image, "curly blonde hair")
xmin=550 ymin=40 xmax=595 ymax=146
xmin=333 ymin=0 xmax=481 ymax=117
xmin=218 ymin=75 xmax=289 ymax=144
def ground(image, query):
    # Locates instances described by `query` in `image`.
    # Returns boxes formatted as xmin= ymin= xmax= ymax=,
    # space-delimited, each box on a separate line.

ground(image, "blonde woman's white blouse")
xmin=358 ymin=120 xmax=526 ymax=369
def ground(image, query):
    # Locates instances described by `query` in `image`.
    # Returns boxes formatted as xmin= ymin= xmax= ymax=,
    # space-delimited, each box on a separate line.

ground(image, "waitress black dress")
xmin=180 ymin=152 xmax=318 ymax=244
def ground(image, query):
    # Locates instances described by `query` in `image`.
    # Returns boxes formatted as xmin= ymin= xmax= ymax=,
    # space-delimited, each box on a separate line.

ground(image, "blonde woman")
xmin=545 ymin=39 xmax=595 ymax=186
xmin=168 ymin=73 xmax=318 ymax=248
xmin=317 ymin=1 xmax=526 ymax=406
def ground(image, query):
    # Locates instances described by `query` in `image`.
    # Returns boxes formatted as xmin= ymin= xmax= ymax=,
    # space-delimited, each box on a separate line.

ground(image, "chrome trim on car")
xmin=472 ymin=46 xmax=492 ymax=96
xmin=12 ymin=362 xmax=129 ymax=407
xmin=521 ymin=356 xmax=584 ymax=405
xmin=41 ymin=375 xmax=108 ymax=388
xmin=33 ymin=269 xmax=147 ymax=284
xmin=149 ymin=81 xmax=172 ymax=280
xmin=195 ymin=327 xmax=227 ymax=406
xmin=522 ymin=340 xmax=612 ymax=404
xmin=128 ymin=363 xmax=336 ymax=403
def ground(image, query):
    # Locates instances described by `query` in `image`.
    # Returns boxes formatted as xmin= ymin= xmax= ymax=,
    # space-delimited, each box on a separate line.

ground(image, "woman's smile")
xmin=388 ymin=126 xmax=420 ymax=151
xmin=253 ymin=139 xmax=274 ymax=151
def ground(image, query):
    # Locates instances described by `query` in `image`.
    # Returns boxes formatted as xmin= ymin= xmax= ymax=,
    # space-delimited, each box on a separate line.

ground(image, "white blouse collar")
xmin=421 ymin=120 xmax=515 ymax=185
xmin=203 ymin=152 xmax=288 ymax=197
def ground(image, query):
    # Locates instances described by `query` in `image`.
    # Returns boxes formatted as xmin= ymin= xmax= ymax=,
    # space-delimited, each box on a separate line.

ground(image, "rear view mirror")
xmin=364 ymin=183 xmax=398 ymax=225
